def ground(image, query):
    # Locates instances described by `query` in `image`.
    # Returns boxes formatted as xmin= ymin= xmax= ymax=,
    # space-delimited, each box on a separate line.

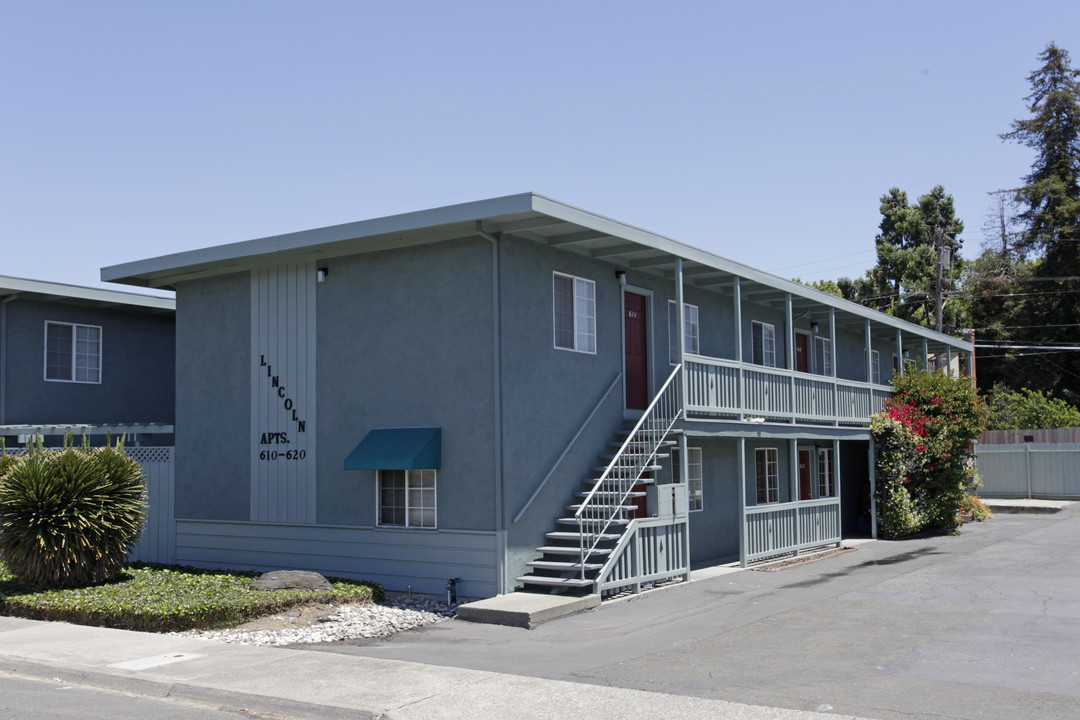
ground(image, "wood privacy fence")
xmin=975 ymin=432 xmax=1080 ymax=499
xmin=1 ymin=445 xmax=175 ymax=564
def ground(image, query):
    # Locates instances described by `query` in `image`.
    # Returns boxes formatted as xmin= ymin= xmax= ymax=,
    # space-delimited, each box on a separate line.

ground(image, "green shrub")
xmin=960 ymin=494 xmax=993 ymax=522
xmin=986 ymin=385 xmax=1080 ymax=430
xmin=0 ymin=440 xmax=147 ymax=588
xmin=872 ymin=366 xmax=989 ymax=537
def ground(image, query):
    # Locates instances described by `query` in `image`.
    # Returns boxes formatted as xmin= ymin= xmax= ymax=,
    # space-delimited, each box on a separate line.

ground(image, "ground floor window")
xmin=672 ymin=447 xmax=704 ymax=511
xmin=755 ymin=447 xmax=779 ymax=504
xmin=817 ymin=447 xmax=835 ymax=497
xmin=378 ymin=469 xmax=436 ymax=528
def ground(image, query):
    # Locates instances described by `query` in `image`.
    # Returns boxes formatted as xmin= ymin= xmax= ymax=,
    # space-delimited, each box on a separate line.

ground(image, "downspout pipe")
xmin=476 ymin=223 xmax=506 ymax=593
xmin=0 ymin=294 xmax=18 ymax=425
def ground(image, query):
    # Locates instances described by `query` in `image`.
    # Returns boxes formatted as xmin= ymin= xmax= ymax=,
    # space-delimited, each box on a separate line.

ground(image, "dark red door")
xmin=799 ymin=449 xmax=812 ymax=500
xmin=624 ymin=292 xmax=649 ymax=410
xmin=795 ymin=333 xmax=809 ymax=373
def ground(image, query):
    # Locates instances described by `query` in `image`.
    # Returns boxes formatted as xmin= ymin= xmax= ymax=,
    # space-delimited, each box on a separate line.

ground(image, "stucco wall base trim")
xmin=175 ymin=519 xmax=499 ymax=599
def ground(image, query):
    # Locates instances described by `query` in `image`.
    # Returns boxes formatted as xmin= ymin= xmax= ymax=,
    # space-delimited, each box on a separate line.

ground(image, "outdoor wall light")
xmin=810 ymin=321 xmax=820 ymax=333
xmin=317 ymin=267 xmax=329 ymax=283
xmin=615 ymin=269 xmax=627 ymax=286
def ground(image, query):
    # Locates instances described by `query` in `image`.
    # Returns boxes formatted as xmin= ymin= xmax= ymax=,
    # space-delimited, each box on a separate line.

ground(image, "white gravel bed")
xmin=172 ymin=597 xmax=457 ymax=647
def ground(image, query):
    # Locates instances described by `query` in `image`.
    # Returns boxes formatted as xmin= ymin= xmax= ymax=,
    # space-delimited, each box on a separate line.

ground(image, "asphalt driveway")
xmin=310 ymin=505 xmax=1080 ymax=720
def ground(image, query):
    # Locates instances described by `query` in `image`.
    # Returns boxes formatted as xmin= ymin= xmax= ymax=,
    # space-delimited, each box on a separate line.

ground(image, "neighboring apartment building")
xmin=0 ymin=276 xmax=175 ymax=446
xmin=102 ymin=194 xmax=972 ymax=599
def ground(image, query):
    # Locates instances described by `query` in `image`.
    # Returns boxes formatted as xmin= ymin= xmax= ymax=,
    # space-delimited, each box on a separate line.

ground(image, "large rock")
xmin=250 ymin=570 xmax=333 ymax=592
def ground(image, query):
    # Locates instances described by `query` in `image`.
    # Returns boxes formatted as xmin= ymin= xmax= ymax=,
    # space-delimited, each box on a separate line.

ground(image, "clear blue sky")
xmin=3 ymin=1 xmax=1077 ymax=294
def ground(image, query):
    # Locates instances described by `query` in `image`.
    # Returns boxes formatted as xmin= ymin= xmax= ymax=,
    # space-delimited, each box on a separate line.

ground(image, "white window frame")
xmin=867 ymin=349 xmax=881 ymax=384
xmin=814 ymin=336 xmax=832 ymax=376
xmin=668 ymin=300 xmax=700 ymax=365
xmin=752 ymin=321 xmax=776 ymax=367
xmin=817 ymin=447 xmax=834 ymax=498
xmin=672 ymin=446 xmax=704 ymax=512
xmin=377 ymin=469 xmax=437 ymax=529
xmin=553 ymin=273 xmax=596 ymax=354
xmin=44 ymin=321 xmax=102 ymax=384
xmin=755 ymin=447 xmax=779 ymax=504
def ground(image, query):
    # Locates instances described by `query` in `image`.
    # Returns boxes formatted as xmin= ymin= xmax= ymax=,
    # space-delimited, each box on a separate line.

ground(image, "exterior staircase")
xmin=516 ymin=364 xmax=686 ymax=595
xmin=516 ymin=425 xmax=680 ymax=593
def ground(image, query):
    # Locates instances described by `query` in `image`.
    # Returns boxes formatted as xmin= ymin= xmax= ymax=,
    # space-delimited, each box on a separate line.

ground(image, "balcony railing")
xmin=684 ymin=354 xmax=891 ymax=425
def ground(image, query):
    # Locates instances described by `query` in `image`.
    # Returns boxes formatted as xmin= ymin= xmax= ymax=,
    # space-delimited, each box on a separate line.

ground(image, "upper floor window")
xmin=755 ymin=447 xmax=779 ymax=504
xmin=553 ymin=273 xmax=596 ymax=353
xmin=815 ymin=336 xmax=832 ymax=376
xmin=752 ymin=321 xmax=776 ymax=367
xmin=870 ymin=350 xmax=881 ymax=384
xmin=668 ymin=301 xmax=700 ymax=364
xmin=44 ymin=321 xmax=101 ymax=384
xmin=672 ymin=446 xmax=704 ymax=512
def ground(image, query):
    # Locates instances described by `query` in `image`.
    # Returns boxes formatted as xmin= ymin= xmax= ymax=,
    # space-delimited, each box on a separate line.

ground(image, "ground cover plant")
xmin=0 ymin=561 xmax=383 ymax=632
xmin=871 ymin=366 xmax=989 ymax=537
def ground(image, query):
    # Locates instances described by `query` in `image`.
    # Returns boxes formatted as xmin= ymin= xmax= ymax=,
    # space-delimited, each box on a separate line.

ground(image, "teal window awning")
xmin=343 ymin=427 xmax=441 ymax=470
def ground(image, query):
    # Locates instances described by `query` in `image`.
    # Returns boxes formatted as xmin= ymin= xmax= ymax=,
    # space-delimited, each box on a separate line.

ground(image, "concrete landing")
xmin=981 ymin=497 xmax=1074 ymax=514
xmin=457 ymin=592 xmax=600 ymax=629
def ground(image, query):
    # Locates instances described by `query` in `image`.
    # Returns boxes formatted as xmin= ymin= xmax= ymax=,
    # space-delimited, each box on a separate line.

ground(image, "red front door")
xmin=624 ymin=292 xmax=649 ymax=410
xmin=799 ymin=449 xmax=812 ymax=500
xmin=795 ymin=333 xmax=809 ymax=373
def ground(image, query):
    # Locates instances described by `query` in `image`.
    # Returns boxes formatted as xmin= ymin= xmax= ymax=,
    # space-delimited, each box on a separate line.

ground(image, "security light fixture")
xmin=811 ymin=321 xmax=819 ymax=333
xmin=317 ymin=267 xmax=328 ymax=283
xmin=615 ymin=269 xmax=627 ymax=286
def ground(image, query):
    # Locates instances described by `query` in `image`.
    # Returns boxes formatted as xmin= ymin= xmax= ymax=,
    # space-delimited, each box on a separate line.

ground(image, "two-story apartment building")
xmin=0 ymin=275 xmax=175 ymax=447
xmin=102 ymin=194 xmax=972 ymax=599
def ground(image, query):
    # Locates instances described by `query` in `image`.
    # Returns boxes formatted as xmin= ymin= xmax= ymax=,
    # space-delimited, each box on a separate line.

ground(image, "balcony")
xmin=684 ymin=353 xmax=892 ymax=425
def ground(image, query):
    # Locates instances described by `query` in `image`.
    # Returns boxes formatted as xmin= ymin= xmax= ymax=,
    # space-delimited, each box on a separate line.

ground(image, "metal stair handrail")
xmin=575 ymin=364 xmax=683 ymax=579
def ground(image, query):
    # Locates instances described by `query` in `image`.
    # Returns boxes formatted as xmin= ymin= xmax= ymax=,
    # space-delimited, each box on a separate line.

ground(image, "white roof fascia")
xmin=101 ymin=193 xmax=538 ymax=287
xmin=100 ymin=192 xmax=968 ymax=351
xmin=528 ymin=195 xmax=970 ymax=352
xmin=0 ymin=275 xmax=175 ymax=311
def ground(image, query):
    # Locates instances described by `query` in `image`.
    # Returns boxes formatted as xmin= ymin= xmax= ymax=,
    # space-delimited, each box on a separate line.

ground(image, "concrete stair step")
xmin=556 ymin=516 xmax=629 ymax=526
xmin=526 ymin=560 xmax=604 ymax=572
xmin=515 ymin=575 xmax=594 ymax=588
xmin=545 ymin=531 xmax=620 ymax=542
xmin=535 ymin=545 xmax=612 ymax=556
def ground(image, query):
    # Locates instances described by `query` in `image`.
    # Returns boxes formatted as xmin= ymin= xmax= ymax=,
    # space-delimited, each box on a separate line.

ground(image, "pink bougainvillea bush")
xmin=871 ymin=366 xmax=988 ymax=537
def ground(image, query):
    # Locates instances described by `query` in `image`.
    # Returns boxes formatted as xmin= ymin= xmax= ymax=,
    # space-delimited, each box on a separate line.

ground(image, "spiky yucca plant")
xmin=0 ymin=441 xmax=147 ymax=588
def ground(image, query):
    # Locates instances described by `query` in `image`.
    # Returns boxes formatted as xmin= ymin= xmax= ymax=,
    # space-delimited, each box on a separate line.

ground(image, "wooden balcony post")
xmin=790 ymin=439 xmax=800 ymax=554
xmin=830 ymin=307 xmax=838 ymax=426
xmin=923 ymin=338 xmax=929 ymax=371
xmin=738 ymin=436 xmax=747 ymax=567
xmin=896 ymin=329 xmax=904 ymax=376
xmin=786 ymin=293 xmax=795 ymax=423
xmin=734 ymin=277 xmax=744 ymax=420
xmin=676 ymin=258 xmax=687 ymax=415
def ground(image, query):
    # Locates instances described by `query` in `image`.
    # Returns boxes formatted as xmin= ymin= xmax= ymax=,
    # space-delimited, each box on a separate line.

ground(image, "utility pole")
xmin=934 ymin=227 xmax=945 ymax=333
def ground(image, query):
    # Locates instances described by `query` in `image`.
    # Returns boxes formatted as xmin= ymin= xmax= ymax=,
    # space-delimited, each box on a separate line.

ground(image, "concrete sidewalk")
xmin=0 ymin=615 xmax=862 ymax=720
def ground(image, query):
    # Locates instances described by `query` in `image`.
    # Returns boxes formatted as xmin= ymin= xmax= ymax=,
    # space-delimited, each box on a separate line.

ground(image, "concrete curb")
xmin=3 ymin=657 xmax=369 ymax=720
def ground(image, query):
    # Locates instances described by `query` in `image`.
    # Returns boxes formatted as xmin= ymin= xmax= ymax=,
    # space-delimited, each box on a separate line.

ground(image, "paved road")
xmin=310 ymin=507 xmax=1080 ymax=720
xmin=0 ymin=673 xmax=273 ymax=720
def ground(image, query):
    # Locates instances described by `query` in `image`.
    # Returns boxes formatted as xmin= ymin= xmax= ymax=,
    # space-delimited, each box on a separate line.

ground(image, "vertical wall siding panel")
xmin=251 ymin=264 xmax=317 ymax=524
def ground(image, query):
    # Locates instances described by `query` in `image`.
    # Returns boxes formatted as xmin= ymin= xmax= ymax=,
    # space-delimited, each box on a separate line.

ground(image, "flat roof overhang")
xmin=100 ymin=192 xmax=970 ymax=354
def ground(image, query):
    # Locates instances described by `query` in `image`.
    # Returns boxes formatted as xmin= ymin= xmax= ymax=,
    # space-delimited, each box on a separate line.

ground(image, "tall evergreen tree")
xmin=839 ymin=186 xmax=964 ymax=328
xmin=993 ymin=43 xmax=1080 ymax=403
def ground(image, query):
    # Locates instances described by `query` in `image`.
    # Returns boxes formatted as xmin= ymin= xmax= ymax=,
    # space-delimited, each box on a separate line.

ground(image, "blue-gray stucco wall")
xmin=174 ymin=273 xmax=250 ymax=520
xmin=315 ymin=237 xmax=497 ymax=529
xmin=1 ymin=298 xmax=174 ymax=426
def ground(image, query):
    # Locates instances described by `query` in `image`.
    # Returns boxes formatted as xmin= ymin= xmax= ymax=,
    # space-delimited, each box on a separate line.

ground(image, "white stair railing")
xmin=575 ymin=365 xmax=683 ymax=580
